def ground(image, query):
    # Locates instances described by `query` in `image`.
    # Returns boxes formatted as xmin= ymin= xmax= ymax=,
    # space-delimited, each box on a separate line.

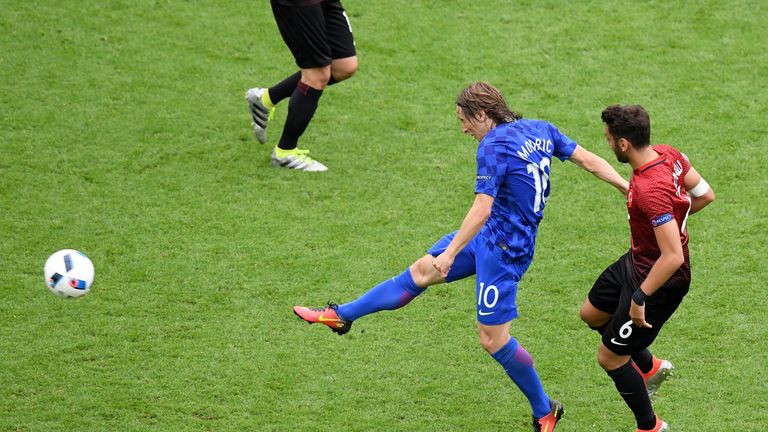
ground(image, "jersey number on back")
xmin=526 ymin=157 xmax=551 ymax=212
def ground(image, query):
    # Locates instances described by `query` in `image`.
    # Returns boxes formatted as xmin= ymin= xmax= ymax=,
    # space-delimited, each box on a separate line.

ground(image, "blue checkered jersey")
xmin=475 ymin=119 xmax=577 ymax=262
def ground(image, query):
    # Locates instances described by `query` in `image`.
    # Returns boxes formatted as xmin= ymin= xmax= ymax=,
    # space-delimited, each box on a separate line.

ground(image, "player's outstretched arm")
xmin=684 ymin=166 xmax=715 ymax=214
xmin=567 ymin=145 xmax=629 ymax=195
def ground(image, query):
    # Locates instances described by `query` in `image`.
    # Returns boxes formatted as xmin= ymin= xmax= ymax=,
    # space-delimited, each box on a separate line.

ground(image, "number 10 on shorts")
xmin=478 ymin=282 xmax=499 ymax=315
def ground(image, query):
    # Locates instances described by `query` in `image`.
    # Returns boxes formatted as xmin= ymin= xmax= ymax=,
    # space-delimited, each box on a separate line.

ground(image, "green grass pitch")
xmin=1 ymin=1 xmax=766 ymax=430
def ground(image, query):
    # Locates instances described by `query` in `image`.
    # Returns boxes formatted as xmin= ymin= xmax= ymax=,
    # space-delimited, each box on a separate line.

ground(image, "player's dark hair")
xmin=601 ymin=104 xmax=651 ymax=148
xmin=457 ymin=82 xmax=522 ymax=125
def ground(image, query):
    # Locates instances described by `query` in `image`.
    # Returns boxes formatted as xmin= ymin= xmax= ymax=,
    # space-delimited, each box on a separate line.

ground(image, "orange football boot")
xmin=532 ymin=399 xmax=564 ymax=432
xmin=293 ymin=303 xmax=352 ymax=335
xmin=636 ymin=416 xmax=669 ymax=432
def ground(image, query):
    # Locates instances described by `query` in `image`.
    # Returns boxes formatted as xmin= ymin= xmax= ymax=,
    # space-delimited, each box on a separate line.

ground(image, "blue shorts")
xmin=428 ymin=231 xmax=531 ymax=325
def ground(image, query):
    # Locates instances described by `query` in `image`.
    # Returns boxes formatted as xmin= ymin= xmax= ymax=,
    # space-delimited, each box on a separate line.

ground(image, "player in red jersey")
xmin=580 ymin=105 xmax=715 ymax=432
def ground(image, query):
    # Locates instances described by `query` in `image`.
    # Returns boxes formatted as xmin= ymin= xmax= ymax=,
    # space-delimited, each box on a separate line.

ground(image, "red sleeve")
xmin=635 ymin=179 xmax=676 ymax=227
xmin=681 ymin=152 xmax=691 ymax=176
xmin=672 ymin=146 xmax=691 ymax=177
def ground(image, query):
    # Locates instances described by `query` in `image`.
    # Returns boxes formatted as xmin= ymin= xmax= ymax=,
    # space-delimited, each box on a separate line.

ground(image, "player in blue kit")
xmin=294 ymin=82 xmax=629 ymax=431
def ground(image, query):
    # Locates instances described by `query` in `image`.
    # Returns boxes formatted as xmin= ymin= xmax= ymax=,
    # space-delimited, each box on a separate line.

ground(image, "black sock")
xmin=632 ymin=349 xmax=654 ymax=375
xmin=278 ymin=81 xmax=322 ymax=151
xmin=269 ymin=72 xmax=339 ymax=106
xmin=606 ymin=361 xmax=656 ymax=430
xmin=268 ymin=71 xmax=301 ymax=105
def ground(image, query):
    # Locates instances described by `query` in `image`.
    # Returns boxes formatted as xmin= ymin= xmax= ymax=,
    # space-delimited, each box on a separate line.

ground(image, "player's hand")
xmin=432 ymin=253 xmax=454 ymax=279
xmin=629 ymin=301 xmax=652 ymax=329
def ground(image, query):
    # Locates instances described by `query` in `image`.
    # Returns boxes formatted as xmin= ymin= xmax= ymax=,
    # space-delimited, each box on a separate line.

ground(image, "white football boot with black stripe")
xmin=245 ymin=88 xmax=273 ymax=144
xmin=271 ymin=147 xmax=328 ymax=172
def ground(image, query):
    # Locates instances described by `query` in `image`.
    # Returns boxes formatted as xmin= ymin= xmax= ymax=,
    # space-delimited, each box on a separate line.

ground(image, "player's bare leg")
xmin=329 ymin=56 xmax=357 ymax=83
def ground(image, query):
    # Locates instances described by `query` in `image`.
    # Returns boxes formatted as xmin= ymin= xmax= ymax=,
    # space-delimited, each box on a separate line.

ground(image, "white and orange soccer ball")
xmin=44 ymin=249 xmax=94 ymax=298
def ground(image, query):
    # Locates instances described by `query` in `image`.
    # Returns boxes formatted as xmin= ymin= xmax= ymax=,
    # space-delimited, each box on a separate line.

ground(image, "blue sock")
xmin=491 ymin=337 xmax=550 ymax=418
xmin=336 ymin=269 xmax=425 ymax=321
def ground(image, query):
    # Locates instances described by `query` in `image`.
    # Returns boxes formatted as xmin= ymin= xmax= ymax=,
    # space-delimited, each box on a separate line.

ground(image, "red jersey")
xmin=627 ymin=145 xmax=692 ymax=285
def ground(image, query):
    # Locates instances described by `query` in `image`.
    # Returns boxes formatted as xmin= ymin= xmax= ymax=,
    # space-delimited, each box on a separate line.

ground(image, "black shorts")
xmin=588 ymin=252 xmax=689 ymax=355
xmin=271 ymin=0 xmax=356 ymax=69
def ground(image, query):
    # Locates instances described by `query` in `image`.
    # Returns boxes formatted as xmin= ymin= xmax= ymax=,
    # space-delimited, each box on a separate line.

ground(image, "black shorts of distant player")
xmin=271 ymin=0 xmax=356 ymax=68
xmin=588 ymin=252 xmax=689 ymax=356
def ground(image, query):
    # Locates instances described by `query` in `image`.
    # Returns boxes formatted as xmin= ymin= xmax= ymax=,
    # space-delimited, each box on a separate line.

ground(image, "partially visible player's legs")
xmin=246 ymin=72 xmax=301 ymax=138
xmin=581 ymin=300 xmax=673 ymax=400
xmin=249 ymin=71 xmax=300 ymax=142
xmin=277 ymin=56 xmax=356 ymax=148
xmin=593 ymin=295 xmax=679 ymax=430
xmin=294 ymin=231 xmax=476 ymax=334
xmin=582 ymin=260 xmax=659 ymax=430
xmin=247 ymin=73 xmax=297 ymax=143
xmin=271 ymin=57 xmax=360 ymax=171
xmin=480 ymin=324 xmax=555 ymax=423
xmin=330 ymin=231 xmax=477 ymax=322
xmin=253 ymin=1 xmax=342 ymax=170
xmin=639 ymin=354 xmax=674 ymax=398
xmin=329 ymin=56 xmax=358 ymax=83
xmin=580 ymin=256 xmax=672 ymax=398
xmin=599 ymin=345 xmax=665 ymax=431
xmin=582 ymin=302 xmax=653 ymax=354
xmin=268 ymin=66 xmax=329 ymax=171
xmin=630 ymin=348 xmax=674 ymax=398
xmin=277 ymin=66 xmax=329 ymax=151
xmin=268 ymin=72 xmax=302 ymax=105
xmin=471 ymin=245 xmax=560 ymax=430
xmin=247 ymin=1 xmax=306 ymax=144
xmin=631 ymin=348 xmax=654 ymax=372
xmin=293 ymin=254 xmax=441 ymax=334
xmin=265 ymin=55 xmax=356 ymax=108
xmin=334 ymin=255 xmax=438 ymax=321
xmin=249 ymin=56 xmax=357 ymax=146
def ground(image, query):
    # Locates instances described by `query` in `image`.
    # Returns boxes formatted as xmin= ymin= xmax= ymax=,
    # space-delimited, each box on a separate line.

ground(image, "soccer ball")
xmin=44 ymin=249 xmax=94 ymax=298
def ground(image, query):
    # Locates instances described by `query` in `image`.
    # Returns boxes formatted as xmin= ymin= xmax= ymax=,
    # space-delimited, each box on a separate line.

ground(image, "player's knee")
xmin=331 ymin=57 xmax=358 ymax=82
xmin=477 ymin=329 xmax=505 ymax=354
xmin=596 ymin=349 xmax=610 ymax=370
xmin=334 ymin=64 xmax=357 ymax=82
xmin=305 ymin=76 xmax=331 ymax=90
xmin=332 ymin=68 xmax=356 ymax=82
xmin=479 ymin=337 xmax=498 ymax=354
xmin=579 ymin=305 xmax=594 ymax=325
xmin=597 ymin=345 xmax=625 ymax=371
xmin=301 ymin=68 xmax=332 ymax=90
xmin=408 ymin=258 xmax=436 ymax=288
xmin=579 ymin=301 xmax=607 ymax=328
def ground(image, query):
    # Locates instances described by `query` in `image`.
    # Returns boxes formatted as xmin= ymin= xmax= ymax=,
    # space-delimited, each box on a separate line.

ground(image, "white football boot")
xmin=271 ymin=147 xmax=328 ymax=172
xmin=245 ymin=88 xmax=273 ymax=144
xmin=646 ymin=359 xmax=674 ymax=398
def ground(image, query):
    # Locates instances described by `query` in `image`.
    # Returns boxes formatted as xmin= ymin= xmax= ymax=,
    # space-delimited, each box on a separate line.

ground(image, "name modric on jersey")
xmin=515 ymin=138 xmax=553 ymax=161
